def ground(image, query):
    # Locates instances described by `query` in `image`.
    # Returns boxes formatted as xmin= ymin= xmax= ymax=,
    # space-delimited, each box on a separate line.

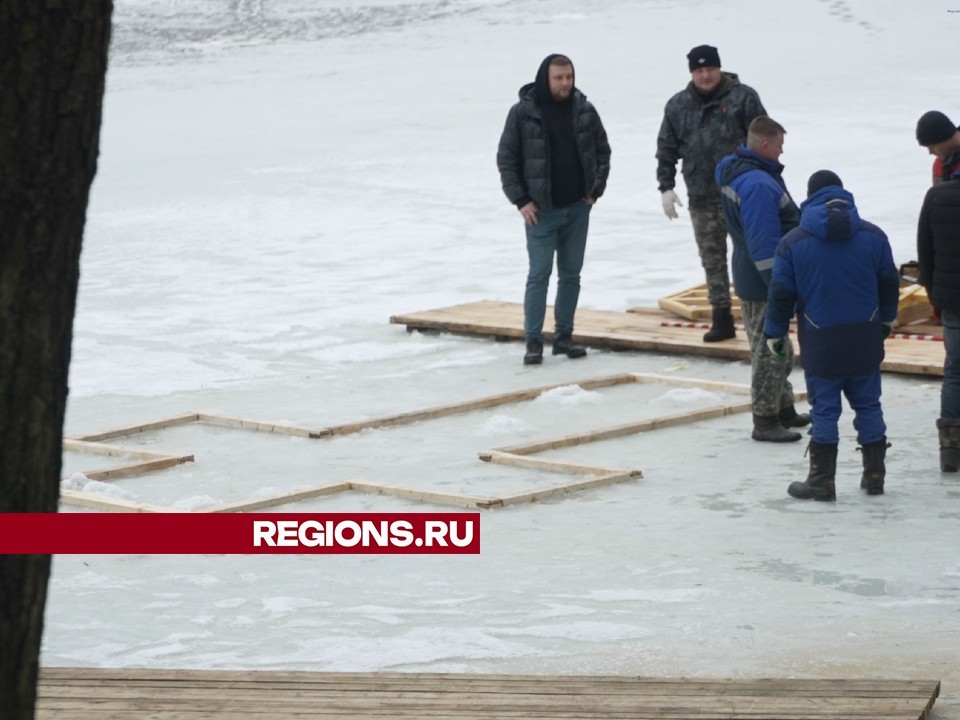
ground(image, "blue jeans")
xmin=943 ymin=308 xmax=960 ymax=418
xmin=805 ymin=369 xmax=885 ymax=445
xmin=523 ymin=201 xmax=591 ymax=343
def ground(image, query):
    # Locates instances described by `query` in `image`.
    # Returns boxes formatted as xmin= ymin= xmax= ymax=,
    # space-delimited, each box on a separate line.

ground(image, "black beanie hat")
xmin=687 ymin=45 xmax=721 ymax=72
xmin=807 ymin=170 xmax=843 ymax=197
xmin=916 ymin=111 xmax=956 ymax=146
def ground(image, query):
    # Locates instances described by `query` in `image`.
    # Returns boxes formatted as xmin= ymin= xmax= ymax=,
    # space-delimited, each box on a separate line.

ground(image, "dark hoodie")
xmin=496 ymin=57 xmax=611 ymax=211
xmin=534 ymin=54 xmax=586 ymax=207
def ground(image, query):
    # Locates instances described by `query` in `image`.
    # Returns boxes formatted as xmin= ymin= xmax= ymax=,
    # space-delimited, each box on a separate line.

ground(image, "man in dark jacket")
xmin=715 ymin=116 xmax=807 ymax=443
xmin=766 ymin=171 xmax=900 ymax=501
xmin=918 ymin=164 xmax=960 ymax=471
xmin=657 ymin=45 xmax=766 ymax=342
xmin=497 ymin=54 xmax=611 ymax=366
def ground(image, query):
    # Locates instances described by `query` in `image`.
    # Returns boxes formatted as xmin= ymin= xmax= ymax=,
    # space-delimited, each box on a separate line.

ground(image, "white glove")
xmin=766 ymin=337 xmax=785 ymax=357
xmin=661 ymin=189 xmax=682 ymax=220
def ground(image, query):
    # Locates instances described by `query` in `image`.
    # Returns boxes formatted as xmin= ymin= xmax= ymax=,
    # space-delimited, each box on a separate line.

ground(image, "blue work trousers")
xmin=805 ymin=369 xmax=886 ymax=445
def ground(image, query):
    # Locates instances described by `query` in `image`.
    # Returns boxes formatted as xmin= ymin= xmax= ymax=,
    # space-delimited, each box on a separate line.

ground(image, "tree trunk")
xmin=0 ymin=3 xmax=113 ymax=718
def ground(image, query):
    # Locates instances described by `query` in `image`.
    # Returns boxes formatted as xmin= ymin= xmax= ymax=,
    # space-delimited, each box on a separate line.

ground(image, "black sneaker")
xmin=523 ymin=340 xmax=543 ymax=365
xmin=552 ymin=336 xmax=587 ymax=359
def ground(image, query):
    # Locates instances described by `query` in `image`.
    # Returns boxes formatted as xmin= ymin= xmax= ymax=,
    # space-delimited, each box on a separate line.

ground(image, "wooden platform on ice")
xmin=390 ymin=301 xmax=946 ymax=378
xmin=36 ymin=668 xmax=941 ymax=719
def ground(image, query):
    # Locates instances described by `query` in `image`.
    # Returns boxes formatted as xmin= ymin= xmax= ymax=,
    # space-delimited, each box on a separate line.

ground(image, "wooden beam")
xmin=63 ymin=439 xmax=182 ymax=460
xmin=323 ymin=374 xmax=638 ymax=436
xmin=495 ymin=400 xmax=754 ymax=455
xmin=630 ymin=372 xmax=752 ymax=395
xmin=479 ymin=449 xmax=636 ymax=478
xmin=195 ymin=412 xmax=331 ymax=439
xmin=66 ymin=412 xmax=200 ymax=442
xmin=59 ymin=489 xmax=175 ymax=513
xmin=346 ymin=481 xmax=493 ymax=509
xmin=485 ymin=471 xmax=640 ymax=508
xmin=204 ymin=484 xmax=352 ymax=513
xmin=33 ymin=668 xmax=942 ymax=720
xmin=78 ymin=455 xmax=194 ymax=482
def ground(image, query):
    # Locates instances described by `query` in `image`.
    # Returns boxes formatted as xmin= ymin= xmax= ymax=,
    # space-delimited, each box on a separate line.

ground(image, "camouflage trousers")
xmin=689 ymin=198 xmax=732 ymax=310
xmin=740 ymin=300 xmax=796 ymax=417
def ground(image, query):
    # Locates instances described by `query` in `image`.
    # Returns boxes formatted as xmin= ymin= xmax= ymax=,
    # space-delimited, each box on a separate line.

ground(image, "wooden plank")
xmin=495 ymin=401 xmax=754 ymax=456
xmin=630 ymin=373 xmax=753 ymax=395
xmin=654 ymin=283 xmax=743 ymax=321
xmin=66 ymin=413 xmax=200 ymax=442
xmin=390 ymin=301 xmax=946 ymax=377
xmin=35 ymin=668 xmax=940 ymax=692
xmin=323 ymin=373 xmax=637 ymax=437
xmin=195 ymin=412 xmax=331 ymax=439
xmin=478 ymin=449 xmax=637 ymax=477
xmin=31 ymin=692 xmax=934 ymax=714
xmin=58 ymin=489 xmax=175 ymax=513
xmin=488 ymin=471 xmax=639 ymax=508
xmin=78 ymin=455 xmax=194 ymax=482
xmin=63 ymin=439 xmax=185 ymax=460
xmin=346 ymin=480 xmax=493 ymax=509
xmin=34 ymin=669 xmax=941 ymax=720
xmin=203 ymin=484 xmax=352 ymax=512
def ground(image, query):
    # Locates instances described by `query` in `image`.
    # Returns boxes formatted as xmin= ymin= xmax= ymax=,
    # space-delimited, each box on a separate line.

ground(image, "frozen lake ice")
xmin=45 ymin=1 xmax=960 ymax=716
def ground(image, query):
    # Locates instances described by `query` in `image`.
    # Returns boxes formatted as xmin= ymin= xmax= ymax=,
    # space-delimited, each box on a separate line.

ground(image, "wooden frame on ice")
xmin=61 ymin=373 xmax=783 ymax=512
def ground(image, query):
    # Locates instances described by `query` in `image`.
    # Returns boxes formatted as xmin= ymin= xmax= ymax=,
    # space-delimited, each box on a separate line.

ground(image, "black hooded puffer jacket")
xmin=496 ymin=54 xmax=611 ymax=211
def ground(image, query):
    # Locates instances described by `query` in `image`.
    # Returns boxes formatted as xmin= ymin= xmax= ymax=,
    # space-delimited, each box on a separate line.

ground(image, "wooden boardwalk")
xmin=36 ymin=668 xmax=940 ymax=719
xmin=390 ymin=301 xmax=945 ymax=378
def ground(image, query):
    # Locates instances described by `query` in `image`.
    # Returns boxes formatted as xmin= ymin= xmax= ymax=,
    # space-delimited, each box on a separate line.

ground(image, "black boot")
xmin=778 ymin=405 xmax=811 ymax=429
xmin=552 ymin=335 xmax=587 ymax=359
xmin=788 ymin=441 xmax=838 ymax=501
xmin=858 ymin=438 xmax=889 ymax=495
xmin=523 ymin=340 xmax=543 ymax=366
xmin=703 ymin=306 xmax=736 ymax=343
xmin=752 ymin=414 xmax=802 ymax=443
xmin=936 ymin=418 xmax=960 ymax=472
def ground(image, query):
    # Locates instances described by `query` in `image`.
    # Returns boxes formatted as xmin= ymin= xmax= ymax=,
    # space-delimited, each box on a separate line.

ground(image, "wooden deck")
xmin=36 ymin=668 xmax=940 ymax=719
xmin=389 ymin=301 xmax=945 ymax=378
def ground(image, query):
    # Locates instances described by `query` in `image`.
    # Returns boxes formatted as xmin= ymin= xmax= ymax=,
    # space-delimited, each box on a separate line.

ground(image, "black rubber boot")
xmin=523 ymin=340 xmax=543 ymax=366
xmin=703 ymin=307 xmax=736 ymax=343
xmin=552 ymin=335 xmax=587 ymax=359
xmin=788 ymin=441 xmax=838 ymax=501
xmin=858 ymin=438 xmax=889 ymax=495
xmin=778 ymin=405 xmax=811 ymax=429
xmin=752 ymin=414 xmax=802 ymax=443
xmin=936 ymin=418 xmax=960 ymax=472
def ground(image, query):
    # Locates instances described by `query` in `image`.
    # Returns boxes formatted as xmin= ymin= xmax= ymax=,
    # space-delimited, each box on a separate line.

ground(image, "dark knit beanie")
xmin=807 ymin=170 xmax=843 ymax=197
xmin=687 ymin=45 xmax=721 ymax=72
xmin=916 ymin=111 xmax=957 ymax=146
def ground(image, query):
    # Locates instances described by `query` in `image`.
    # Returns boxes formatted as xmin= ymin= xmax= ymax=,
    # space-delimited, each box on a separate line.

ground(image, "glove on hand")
xmin=882 ymin=323 xmax=894 ymax=340
xmin=933 ymin=306 xmax=942 ymax=322
xmin=661 ymin=189 xmax=682 ymax=220
xmin=766 ymin=336 xmax=785 ymax=357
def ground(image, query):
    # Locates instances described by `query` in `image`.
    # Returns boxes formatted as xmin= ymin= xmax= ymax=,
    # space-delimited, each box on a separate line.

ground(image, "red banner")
xmin=0 ymin=513 xmax=480 ymax=555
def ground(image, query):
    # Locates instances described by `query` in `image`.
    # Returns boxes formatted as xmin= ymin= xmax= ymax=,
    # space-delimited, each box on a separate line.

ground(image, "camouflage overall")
xmin=740 ymin=299 xmax=796 ymax=416
xmin=689 ymin=197 xmax=732 ymax=310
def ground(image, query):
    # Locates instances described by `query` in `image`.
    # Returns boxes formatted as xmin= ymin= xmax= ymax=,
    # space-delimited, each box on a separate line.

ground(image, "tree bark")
xmin=0 ymin=2 xmax=113 ymax=718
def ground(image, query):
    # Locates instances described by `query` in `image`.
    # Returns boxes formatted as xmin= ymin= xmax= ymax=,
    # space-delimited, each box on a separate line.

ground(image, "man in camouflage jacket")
xmin=656 ymin=45 xmax=766 ymax=342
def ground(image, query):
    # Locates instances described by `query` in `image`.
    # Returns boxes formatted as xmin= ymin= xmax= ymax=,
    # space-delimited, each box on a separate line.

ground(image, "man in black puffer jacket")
xmin=918 ymin=167 xmax=960 ymax=471
xmin=497 ymin=54 xmax=611 ymax=366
